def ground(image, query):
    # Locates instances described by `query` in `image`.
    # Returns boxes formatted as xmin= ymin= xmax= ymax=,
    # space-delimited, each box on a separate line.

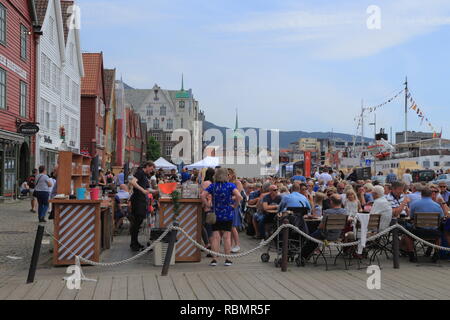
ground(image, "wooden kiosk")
xmin=159 ymin=198 xmax=203 ymax=262
xmin=50 ymin=151 xmax=108 ymax=266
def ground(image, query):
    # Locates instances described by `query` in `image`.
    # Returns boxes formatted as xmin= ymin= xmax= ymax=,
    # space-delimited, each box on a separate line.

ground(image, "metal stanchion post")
xmin=161 ymin=221 xmax=178 ymax=276
xmin=392 ymin=223 xmax=400 ymax=269
xmin=27 ymin=223 xmax=45 ymax=283
xmin=281 ymin=218 xmax=289 ymax=272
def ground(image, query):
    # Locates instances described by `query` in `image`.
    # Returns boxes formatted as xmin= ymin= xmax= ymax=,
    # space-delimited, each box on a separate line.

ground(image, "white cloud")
xmin=218 ymin=0 xmax=450 ymax=60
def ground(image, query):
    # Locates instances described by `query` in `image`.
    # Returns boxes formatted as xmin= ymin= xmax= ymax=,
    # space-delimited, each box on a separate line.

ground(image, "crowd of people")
xmin=21 ymin=162 xmax=450 ymax=266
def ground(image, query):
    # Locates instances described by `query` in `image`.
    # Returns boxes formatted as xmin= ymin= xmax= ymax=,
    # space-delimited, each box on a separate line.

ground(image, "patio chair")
xmin=412 ymin=212 xmax=442 ymax=263
xmin=312 ymin=214 xmax=348 ymax=271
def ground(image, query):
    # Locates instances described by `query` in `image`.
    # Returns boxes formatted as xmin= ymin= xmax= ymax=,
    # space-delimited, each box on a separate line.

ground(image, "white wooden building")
xmin=35 ymin=0 xmax=84 ymax=172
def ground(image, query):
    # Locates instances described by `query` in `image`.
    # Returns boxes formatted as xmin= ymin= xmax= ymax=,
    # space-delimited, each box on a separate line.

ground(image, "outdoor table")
xmin=50 ymin=199 xmax=102 ymax=266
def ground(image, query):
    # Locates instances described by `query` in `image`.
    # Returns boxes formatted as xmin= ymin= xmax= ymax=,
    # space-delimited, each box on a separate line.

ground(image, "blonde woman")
xmin=343 ymin=190 xmax=361 ymax=218
xmin=201 ymin=168 xmax=243 ymax=266
xmin=312 ymin=192 xmax=326 ymax=217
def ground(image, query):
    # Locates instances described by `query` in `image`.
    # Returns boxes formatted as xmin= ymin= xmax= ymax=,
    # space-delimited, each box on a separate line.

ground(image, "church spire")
xmin=235 ymin=108 xmax=238 ymax=131
xmin=181 ymin=73 xmax=184 ymax=91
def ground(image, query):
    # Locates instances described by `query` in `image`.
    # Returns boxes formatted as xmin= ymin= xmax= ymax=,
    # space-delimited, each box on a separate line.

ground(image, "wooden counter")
xmin=159 ymin=198 xmax=202 ymax=262
xmin=50 ymin=200 xmax=102 ymax=266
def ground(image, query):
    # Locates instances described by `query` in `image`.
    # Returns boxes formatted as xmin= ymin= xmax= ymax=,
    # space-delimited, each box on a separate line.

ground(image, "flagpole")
xmin=404 ymin=77 xmax=408 ymax=143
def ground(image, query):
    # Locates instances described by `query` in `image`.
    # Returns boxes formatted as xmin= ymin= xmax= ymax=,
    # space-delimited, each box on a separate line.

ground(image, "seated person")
xmin=401 ymin=187 xmax=444 ymax=262
xmin=260 ymin=185 xmax=282 ymax=239
xmin=114 ymin=184 xmax=130 ymax=229
xmin=20 ymin=181 xmax=30 ymax=196
xmin=301 ymin=194 xmax=347 ymax=261
xmin=278 ymin=183 xmax=311 ymax=214
xmin=252 ymin=183 xmax=269 ymax=239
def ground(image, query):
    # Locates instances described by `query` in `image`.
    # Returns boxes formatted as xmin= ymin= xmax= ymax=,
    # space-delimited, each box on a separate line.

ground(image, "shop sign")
xmin=18 ymin=123 xmax=39 ymax=135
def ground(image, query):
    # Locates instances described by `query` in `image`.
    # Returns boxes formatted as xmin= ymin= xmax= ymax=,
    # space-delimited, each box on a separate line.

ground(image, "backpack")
xmin=27 ymin=175 xmax=36 ymax=189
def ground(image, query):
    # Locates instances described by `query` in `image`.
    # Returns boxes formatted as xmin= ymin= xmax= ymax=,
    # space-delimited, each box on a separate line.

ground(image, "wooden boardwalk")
xmin=1 ymin=231 xmax=450 ymax=300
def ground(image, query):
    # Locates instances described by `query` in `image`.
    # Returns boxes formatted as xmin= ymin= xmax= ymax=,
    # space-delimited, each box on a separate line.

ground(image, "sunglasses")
xmin=271 ymin=189 xmax=278 ymax=192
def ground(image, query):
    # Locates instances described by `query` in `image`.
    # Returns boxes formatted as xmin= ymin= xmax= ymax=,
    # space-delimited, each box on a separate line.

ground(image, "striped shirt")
xmin=385 ymin=192 xmax=407 ymax=216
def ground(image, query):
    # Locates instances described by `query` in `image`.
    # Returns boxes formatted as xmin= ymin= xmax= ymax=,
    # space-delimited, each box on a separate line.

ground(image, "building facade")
xmin=0 ymin=0 xmax=41 ymax=197
xmin=35 ymin=0 xmax=83 ymax=173
xmin=124 ymin=79 xmax=204 ymax=164
xmin=124 ymin=106 xmax=146 ymax=168
xmin=114 ymin=78 xmax=126 ymax=167
xmin=80 ymin=52 xmax=107 ymax=167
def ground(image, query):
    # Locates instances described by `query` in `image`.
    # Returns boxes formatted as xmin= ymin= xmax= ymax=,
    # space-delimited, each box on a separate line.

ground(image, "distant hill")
xmin=203 ymin=120 xmax=373 ymax=149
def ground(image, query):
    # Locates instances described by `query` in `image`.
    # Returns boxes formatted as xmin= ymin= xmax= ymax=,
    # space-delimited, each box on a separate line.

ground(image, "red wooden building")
xmin=80 ymin=52 xmax=107 ymax=168
xmin=0 ymin=0 xmax=41 ymax=197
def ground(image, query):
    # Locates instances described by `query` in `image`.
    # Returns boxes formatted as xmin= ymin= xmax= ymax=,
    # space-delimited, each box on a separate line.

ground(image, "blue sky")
xmin=77 ymin=0 xmax=450 ymax=139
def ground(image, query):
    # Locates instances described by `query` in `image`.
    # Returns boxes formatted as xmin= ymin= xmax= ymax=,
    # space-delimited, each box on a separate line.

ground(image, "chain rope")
xmin=44 ymin=222 xmax=450 ymax=267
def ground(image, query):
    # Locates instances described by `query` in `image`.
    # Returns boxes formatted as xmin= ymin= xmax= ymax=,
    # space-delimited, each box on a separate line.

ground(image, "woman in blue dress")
xmin=228 ymin=168 xmax=244 ymax=253
xmin=202 ymin=168 xmax=242 ymax=266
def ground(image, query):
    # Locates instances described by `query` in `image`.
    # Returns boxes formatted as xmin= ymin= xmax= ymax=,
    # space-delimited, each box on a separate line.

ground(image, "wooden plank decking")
xmin=1 ymin=231 xmax=450 ymax=300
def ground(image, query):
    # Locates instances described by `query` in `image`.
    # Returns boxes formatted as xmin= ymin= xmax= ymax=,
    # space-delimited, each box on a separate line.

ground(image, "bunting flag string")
xmin=407 ymin=90 xmax=438 ymax=134
xmin=363 ymin=89 xmax=404 ymax=113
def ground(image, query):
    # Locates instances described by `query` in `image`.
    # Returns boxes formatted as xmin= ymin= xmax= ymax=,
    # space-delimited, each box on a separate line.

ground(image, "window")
xmin=179 ymin=101 xmax=185 ymax=108
xmin=100 ymin=100 xmax=105 ymax=116
xmin=40 ymin=99 xmax=50 ymax=130
xmin=71 ymin=81 xmax=77 ymax=105
xmin=19 ymin=81 xmax=27 ymax=117
xmin=48 ymin=16 xmax=54 ymax=44
xmin=180 ymin=118 xmax=184 ymax=128
xmin=160 ymin=105 xmax=166 ymax=116
xmin=45 ymin=56 xmax=51 ymax=87
xmin=147 ymin=105 xmax=153 ymax=116
xmin=166 ymin=119 xmax=173 ymax=130
xmin=50 ymin=104 xmax=57 ymax=133
xmin=434 ymin=162 xmax=440 ymax=167
xmin=65 ymin=75 xmax=70 ymax=100
xmin=71 ymin=118 xmax=77 ymax=142
xmin=0 ymin=67 xmax=5 ymax=109
xmin=165 ymin=145 xmax=172 ymax=157
xmin=0 ymin=4 xmax=6 ymax=44
xmin=64 ymin=114 xmax=70 ymax=135
xmin=20 ymin=25 xmax=27 ymax=60
xmin=41 ymin=53 xmax=46 ymax=85
xmin=153 ymin=118 xmax=159 ymax=129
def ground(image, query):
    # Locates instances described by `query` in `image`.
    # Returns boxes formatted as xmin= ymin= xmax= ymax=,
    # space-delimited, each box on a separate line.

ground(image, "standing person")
xmin=129 ymin=161 xmax=156 ymax=251
xmin=292 ymin=169 xmax=306 ymax=183
xmin=402 ymin=169 xmax=413 ymax=187
xmin=115 ymin=170 xmax=125 ymax=187
xmin=200 ymin=167 xmax=215 ymax=255
xmin=27 ymin=169 xmax=38 ymax=213
xmin=386 ymin=169 xmax=398 ymax=184
xmin=228 ymin=168 xmax=243 ymax=253
xmin=34 ymin=166 xmax=53 ymax=222
xmin=202 ymin=168 xmax=242 ymax=266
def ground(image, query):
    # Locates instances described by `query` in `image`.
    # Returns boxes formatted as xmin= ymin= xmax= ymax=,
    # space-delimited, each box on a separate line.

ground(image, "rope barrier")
xmin=44 ymin=223 xmax=450 ymax=268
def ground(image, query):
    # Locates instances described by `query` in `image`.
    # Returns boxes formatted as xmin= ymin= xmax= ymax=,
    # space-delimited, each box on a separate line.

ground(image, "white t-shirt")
xmin=319 ymin=173 xmax=333 ymax=184
xmin=370 ymin=197 xmax=393 ymax=230
xmin=402 ymin=173 xmax=413 ymax=185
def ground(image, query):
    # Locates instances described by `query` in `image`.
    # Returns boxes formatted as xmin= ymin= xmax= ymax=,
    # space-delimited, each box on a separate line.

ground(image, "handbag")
xmin=205 ymin=185 xmax=217 ymax=225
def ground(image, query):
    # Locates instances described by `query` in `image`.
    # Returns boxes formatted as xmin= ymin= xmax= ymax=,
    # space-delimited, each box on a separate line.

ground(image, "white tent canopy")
xmin=185 ymin=156 xmax=220 ymax=169
xmin=154 ymin=157 xmax=177 ymax=170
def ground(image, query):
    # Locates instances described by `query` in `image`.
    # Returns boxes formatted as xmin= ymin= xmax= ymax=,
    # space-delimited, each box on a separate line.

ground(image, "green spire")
xmin=235 ymin=108 xmax=238 ymax=130
xmin=181 ymin=73 xmax=184 ymax=91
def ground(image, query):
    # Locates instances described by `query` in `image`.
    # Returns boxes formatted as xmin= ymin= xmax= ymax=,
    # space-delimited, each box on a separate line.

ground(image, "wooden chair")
xmin=413 ymin=212 xmax=442 ymax=261
xmin=313 ymin=214 xmax=348 ymax=270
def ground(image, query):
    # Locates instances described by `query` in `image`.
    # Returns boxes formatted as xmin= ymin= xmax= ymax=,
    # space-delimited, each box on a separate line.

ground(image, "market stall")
xmin=50 ymin=151 xmax=115 ymax=266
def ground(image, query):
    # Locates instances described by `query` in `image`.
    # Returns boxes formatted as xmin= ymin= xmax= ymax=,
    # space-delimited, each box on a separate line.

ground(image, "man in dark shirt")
xmin=301 ymin=194 xmax=347 ymax=261
xmin=181 ymin=168 xmax=191 ymax=184
xmin=129 ymin=161 xmax=155 ymax=251
xmin=261 ymin=185 xmax=282 ymax=238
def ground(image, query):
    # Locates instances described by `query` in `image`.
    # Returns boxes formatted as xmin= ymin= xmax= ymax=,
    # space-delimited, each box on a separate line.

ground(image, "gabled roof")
xmin=60 ymin=0 xmax=73 ymax=44
xmin=124 ymin=89 xmax=151 ymax=111
xmin=81 ymin=52 xmax=104 ymax=97
xmin=35 ymin=0 xmax=49 ymax=26
xmin=103 ymin=69 xmax=116 ymax=107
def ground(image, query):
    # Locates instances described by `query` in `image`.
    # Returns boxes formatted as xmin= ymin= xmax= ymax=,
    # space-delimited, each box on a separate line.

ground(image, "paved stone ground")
xmin=0 ymin=200 xmax=53 ymax=283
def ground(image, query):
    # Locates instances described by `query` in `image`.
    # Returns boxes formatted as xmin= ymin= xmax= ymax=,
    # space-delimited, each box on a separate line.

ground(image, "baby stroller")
xmin=260 ymin=207 xmax=309 ymax=267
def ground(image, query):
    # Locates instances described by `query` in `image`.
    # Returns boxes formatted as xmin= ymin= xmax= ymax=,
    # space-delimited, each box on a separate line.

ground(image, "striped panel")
xmin=55 ymin=204 xmax=96 ymax=263
xmin=161 ymin=202 xmax=201 ymax=261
